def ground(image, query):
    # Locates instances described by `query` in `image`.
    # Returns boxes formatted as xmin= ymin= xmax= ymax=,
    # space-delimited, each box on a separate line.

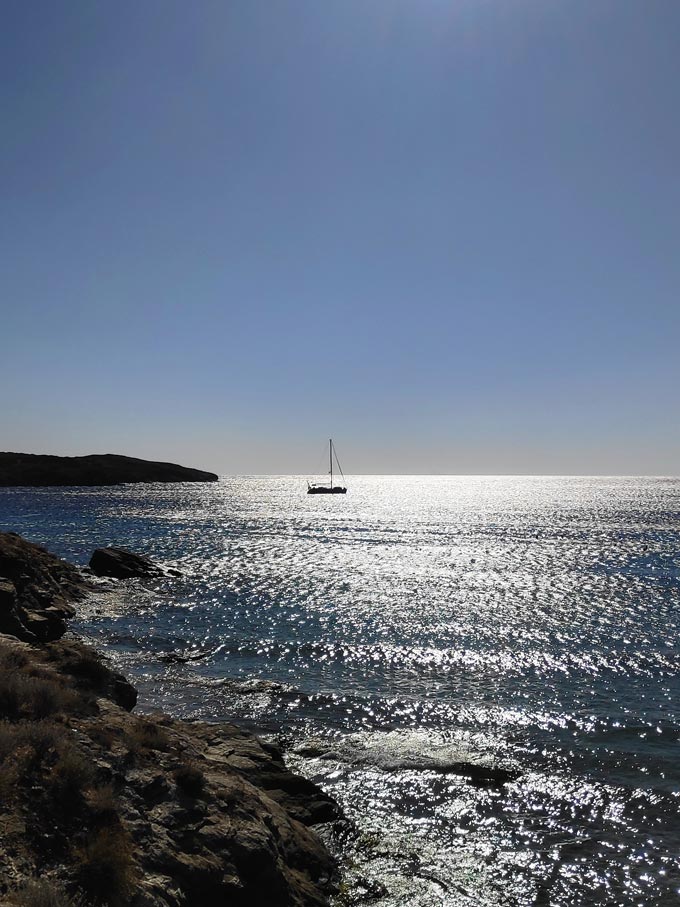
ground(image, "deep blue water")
xmin=2 ymin=476 xmax=680 ymax=906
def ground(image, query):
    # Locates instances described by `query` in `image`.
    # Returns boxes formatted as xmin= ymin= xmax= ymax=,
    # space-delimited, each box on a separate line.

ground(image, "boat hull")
xmin=307 ymin=486 xmax=347 ymax=494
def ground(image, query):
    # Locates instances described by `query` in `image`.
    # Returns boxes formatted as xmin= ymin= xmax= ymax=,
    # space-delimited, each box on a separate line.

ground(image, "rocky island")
xmin=0 ymin=453 xmax=218 ymax=486
xmin=0 ymin=532 xmax=339 ymax=906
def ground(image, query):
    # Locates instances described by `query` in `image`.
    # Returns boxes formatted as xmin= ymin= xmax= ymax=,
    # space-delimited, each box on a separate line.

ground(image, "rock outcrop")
xmin=0 ymin=453 xmax=218 ymax=486
xmin=0 ymin=532 xmax=87 ymax=642
xmin=89 ymin=547 xmax=163 ymax=579
xmin=0 ymin=534 xmax=340 ymax=907
xmin=0 ymin=635 xmax=338 ymax=906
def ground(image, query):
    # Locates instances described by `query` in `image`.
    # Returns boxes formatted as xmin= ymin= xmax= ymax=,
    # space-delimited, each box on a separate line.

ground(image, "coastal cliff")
xmin=0 ymin=533 xmax=339 ymax=907
xmin=0 ymin=453 xmax=218 ymax=486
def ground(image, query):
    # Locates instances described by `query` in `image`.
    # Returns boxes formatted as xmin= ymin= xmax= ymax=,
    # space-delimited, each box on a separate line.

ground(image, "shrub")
xmin=28 ymin=677 xmax=72 ymax=720
xmin=61 ymin=650 xmax=111 ymax=684
xmin=86 ymin=724 xmax=118 ymax=750
xmin=20 ymin=721 xmax=68 ymax=763
xmin=0 ymin=755 xmax=20 ymax=806
xmin=9 ymin=879 xmax=85 ymax=907
xmin=0 ymin=721 xmax=67 ymax=804
xmin=0 ymin=676 xmax=22 ymax=720
xmin=86 ymin=784 xmax=118 ymax=820
xmin=0 ymin=720 xmax=66 ymax=767
xmin=49 ymin=745 xmax=95 ymax=807
xmin=0 ymin=674 xmax=77 ymax=722
xmin=75 ymin=827 xmax=136 ymax=906
xmin=173 ymin=761 xmax=205 ymax=797
xmin=126 ymin=720 xmax=170 ymax=754
xmin=0 ymin=720 xmax=19 ymax=759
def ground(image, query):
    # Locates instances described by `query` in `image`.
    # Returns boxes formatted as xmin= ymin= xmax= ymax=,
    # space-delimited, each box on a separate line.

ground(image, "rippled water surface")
xmin=3 ymin=476 xmax=680 ymax=905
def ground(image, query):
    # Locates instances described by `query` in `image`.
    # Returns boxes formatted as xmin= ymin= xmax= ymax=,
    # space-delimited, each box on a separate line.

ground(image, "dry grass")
xmin=10 ymin=879 xmax=89 ymax=907
xmin=0 ymin=719 xmax=22 ymax=759
xmin=9 ymin=879 xmax=87 ymax=907
xmin=21 ymin=721 xmax=70 ymax=762
xmin=0 ymin=755 xmax=20 ymax=806
xmin=0 ymin=646 xmax=30 ymax=671
xmin=0 ymin=675 xmax=27 ymax=720
xmin=59 ymin=649 xmax=112 ymax=685
xmin=0 ymin=643 xmax=135 ymax=903
xmin=3 ymin=723 xmax=96 ymax=812
xmin=86 ymin=724 xmax=119 ymax=751
xmin=0 ymin=721 xmax=69 ymax=806
xmin=0 ymin=673 xmax=78 ymax=722
xmin=0 ymin=720 xmax=66 ymax=765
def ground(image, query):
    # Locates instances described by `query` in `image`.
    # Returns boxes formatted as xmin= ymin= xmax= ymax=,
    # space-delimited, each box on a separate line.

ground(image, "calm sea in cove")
xmin=2 ymin=476 xmax=680 ymax=906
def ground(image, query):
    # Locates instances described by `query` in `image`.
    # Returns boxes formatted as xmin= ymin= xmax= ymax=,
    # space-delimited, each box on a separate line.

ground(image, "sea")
xmin=2 ymin=475 xmax=680 ymax=906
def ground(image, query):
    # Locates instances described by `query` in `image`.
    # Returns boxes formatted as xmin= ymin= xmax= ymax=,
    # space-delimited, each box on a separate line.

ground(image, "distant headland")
xmin=0 ymin=452 xmax=218 ymax=486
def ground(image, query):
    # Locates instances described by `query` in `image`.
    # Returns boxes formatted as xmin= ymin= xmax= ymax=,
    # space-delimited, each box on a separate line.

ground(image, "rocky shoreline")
xmin=0 ymin=532 xmax=339 ymax=907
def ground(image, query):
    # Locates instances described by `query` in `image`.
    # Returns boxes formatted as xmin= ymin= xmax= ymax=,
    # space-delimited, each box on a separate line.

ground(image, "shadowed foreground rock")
xmin=0 ymin=532 xmax=87 ymax=642
xmin=0 ymin=534 xmax=340 ymax=907
xmin=0 ymin=452 xmax=218 ymax=486
xmin=89 ymin=547 xmax=163 ymax=579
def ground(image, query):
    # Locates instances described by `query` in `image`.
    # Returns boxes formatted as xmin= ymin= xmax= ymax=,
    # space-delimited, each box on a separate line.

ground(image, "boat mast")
xmin=329 ymin=438 xmax=333 ymax=489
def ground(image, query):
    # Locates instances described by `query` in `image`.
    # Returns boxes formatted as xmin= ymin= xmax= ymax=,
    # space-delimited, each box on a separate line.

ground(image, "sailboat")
xmin=307 ymin=439 xmax=347 ymax=494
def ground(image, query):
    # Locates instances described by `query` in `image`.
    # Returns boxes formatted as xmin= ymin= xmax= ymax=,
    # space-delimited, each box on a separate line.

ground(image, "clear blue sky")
xmin=1 ymin=0 xmax=678 ymax=474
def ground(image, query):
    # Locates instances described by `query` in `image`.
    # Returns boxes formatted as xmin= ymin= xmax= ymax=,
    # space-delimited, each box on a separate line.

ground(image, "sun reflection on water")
xmin=2 ymin=475 xmax=680 ymax=904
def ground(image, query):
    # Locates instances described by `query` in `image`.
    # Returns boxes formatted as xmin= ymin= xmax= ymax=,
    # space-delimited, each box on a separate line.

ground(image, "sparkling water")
xmin=3 ymin=476 xmax=680 ymax=905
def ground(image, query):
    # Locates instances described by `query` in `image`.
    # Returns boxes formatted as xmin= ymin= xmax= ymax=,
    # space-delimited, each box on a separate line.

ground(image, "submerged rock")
xmin=295 ymin=731 xmax=519 ymax=788
xmin=89 ymin=546 xmax=163 ymax=579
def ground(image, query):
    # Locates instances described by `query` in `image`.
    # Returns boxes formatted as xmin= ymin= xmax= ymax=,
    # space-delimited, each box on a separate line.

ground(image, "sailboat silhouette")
xmin=307 ymin=439 xmax=347 ymax=494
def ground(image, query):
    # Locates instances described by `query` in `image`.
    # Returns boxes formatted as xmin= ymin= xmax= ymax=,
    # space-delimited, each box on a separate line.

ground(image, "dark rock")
xmin=112 ymin=672 xmax=139 ymax=710
xmin=0 ymin=577 xmax=34 ymax=640
xmin=89 ymin=546 xmax=163 ymax=579
xmin=0 ymin=532 xmax=86 ymax=642
xmin=142 ymin=774 xmax=171 ymax=805
xmin=253 ymin=770 xmax=340 ymax=825
xmin=22 ymin=609 xmax=58 ymax=641
xmin=0 ymin=452 xmax=218 ymax=486
xmin=436 ymin=761 xmax=519 ymax=787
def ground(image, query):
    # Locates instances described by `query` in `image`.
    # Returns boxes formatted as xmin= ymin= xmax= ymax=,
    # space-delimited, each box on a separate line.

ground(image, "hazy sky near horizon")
xmin=1 ymin=0 xmax=679 ymax=474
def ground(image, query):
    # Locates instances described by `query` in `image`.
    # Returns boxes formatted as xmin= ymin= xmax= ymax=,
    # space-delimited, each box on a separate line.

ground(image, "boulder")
xmin=0 ymin=532 xmax=85 ymax=642
xmin=0 ymin=577 xmax=35 ymax=640
xmin=89 ymin=546 xmax=163 ymax=579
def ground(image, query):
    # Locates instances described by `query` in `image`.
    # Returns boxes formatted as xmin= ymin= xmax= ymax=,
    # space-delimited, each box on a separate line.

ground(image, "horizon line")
xmin=216 ymin=472 xmax=680 ymax=478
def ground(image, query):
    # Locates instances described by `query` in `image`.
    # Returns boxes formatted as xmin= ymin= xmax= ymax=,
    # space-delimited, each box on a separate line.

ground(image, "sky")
xmin=1 ymin=0 xmax=679 ymax=474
